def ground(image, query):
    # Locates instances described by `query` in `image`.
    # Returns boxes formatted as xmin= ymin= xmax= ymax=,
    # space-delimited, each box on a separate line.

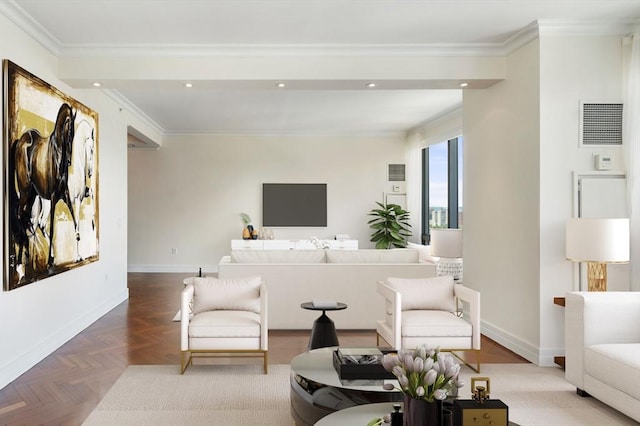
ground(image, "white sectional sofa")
xmin=565 ymin=291 xmax=640 ymax=422
xmin=218 ymin=248 xmax=436 ymax=329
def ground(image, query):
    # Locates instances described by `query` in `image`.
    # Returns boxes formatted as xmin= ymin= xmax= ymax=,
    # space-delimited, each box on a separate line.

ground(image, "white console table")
xmin=231 ymin=239 xmax=358 ymax=250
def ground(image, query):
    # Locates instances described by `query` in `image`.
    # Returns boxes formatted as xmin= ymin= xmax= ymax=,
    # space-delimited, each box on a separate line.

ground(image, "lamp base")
xmin=587 ymin=262 xmax=607 ymax=292
xmin=436 ymin=258 xmax=463 ymax=281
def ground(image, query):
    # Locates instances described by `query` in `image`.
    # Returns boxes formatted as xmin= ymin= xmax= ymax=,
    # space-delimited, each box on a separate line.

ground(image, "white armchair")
xmin=181 ymin=276 xmax=268 ymax=374
xmin=376 ymin=276 xmax=481 ymax=372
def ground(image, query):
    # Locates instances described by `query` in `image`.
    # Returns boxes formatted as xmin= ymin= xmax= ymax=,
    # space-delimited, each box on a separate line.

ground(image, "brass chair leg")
xmin=180 ymin=351 xmax=192 ymax=374
xmin=263 ymin=351 xmax=268 ymax=374
xmin=450 ymin=350 xmax=480 ymax=373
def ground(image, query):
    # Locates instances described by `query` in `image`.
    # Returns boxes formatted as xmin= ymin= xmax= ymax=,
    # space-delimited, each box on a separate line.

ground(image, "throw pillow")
xmin=385 ymin=275 xmax=455 ymax=312
xmin=406 ymin=242 xmax=438 ymax=264
xmin=191 ymin=276 xmax=262 ymax=314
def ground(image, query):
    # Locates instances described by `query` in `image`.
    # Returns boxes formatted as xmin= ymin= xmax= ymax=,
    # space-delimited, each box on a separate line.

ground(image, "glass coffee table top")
xmin=290 ymin=346 xmax=398 ymax=392
xmin=289 ymin=347 xmax=401 ymax=426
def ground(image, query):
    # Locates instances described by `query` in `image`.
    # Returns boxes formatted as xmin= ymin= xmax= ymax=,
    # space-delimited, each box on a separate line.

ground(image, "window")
xmin=421 ymin=136 xmax=463 ymax=244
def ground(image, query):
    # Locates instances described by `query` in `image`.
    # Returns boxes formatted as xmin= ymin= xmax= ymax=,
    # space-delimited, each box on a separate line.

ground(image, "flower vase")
xmin=403 ymin=395 xmax=439 ymax=426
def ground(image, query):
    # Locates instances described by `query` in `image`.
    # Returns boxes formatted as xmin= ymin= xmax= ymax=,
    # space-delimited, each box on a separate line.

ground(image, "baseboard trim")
xmin=0 ymin=288 xmax=129 ymax=389
xmin=480 ymin=319 xmax=560 ymax=367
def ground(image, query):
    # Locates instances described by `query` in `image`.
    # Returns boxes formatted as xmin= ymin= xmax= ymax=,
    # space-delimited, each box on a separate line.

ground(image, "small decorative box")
xmin=452 ymin=377 xmax=509 ymax=426
xmin=332 ymin=348 xmax=395 ymax=380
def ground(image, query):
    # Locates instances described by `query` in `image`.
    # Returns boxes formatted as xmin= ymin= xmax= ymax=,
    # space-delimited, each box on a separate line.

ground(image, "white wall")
xmin=127 ymin=133 xmax=407 ymax=273
xmin=463 ymin=39 xmax=542 ymax=363
xmin=0 ymin=14 xmax=129 ymax=389
xmin=538 ymin=35 xmax=627 ymax=357
xmin=462 ymin=34 xmax=629 ymax=366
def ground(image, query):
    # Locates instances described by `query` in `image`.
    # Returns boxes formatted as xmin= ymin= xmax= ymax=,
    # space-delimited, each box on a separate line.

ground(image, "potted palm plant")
xmin=367 ymin=202 xmax=412 ymax=249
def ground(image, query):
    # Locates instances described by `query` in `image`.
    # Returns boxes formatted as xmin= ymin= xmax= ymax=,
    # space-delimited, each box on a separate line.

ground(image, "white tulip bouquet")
xmin=381 ymin=345 xmax=464 ymax=402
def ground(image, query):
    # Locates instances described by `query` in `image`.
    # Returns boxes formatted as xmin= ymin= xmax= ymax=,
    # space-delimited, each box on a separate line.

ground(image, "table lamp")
xmin=430 ymin=228 xmax=463 ymax=281
xmin=565 ymin=217 xmax=630 ymax=291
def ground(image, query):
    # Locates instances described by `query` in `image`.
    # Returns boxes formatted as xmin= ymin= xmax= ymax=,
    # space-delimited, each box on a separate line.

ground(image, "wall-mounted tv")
xmin=263 ymin=183 xmax=327 ymax=227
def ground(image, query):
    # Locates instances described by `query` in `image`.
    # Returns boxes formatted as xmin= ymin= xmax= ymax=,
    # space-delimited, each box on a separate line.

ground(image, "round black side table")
xmin=300 ymin=302 xmax=347 ymax=350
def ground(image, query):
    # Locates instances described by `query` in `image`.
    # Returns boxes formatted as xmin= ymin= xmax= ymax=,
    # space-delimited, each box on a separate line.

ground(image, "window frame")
xmin=421 ymin=136 xmax=462 ymax=245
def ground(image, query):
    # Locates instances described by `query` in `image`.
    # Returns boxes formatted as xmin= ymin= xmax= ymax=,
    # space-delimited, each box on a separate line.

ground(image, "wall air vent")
xmin=388 ymin=164 xmax=406 ymax=181
xmin=580 ymin=102 xmax=623 ymax=146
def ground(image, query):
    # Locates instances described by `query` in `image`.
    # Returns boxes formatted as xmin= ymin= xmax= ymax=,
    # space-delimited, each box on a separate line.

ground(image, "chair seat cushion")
xmin=585 ymin=343 xmax=640 ymax=400
xmin=189 ymin=311 xmax=261 ymax=338
xmin=402 ymin=310 xmax=472 ymax=337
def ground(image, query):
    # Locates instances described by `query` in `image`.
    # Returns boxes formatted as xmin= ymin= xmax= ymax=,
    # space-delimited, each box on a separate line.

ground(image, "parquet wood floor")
xmin=0 ymin=273 xmax=527 ymax=425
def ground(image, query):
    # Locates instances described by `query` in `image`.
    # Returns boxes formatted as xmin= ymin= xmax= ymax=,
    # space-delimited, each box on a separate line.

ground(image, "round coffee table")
xmin=300 ymin=302 xmax=347 ymax=350
xmin=289 ymin=347 xmax=401 ymax=426
xmin=315 ymin=402 xmax=521 ymax=426
xmin=314 ymin=402 xmax=398 ymax=426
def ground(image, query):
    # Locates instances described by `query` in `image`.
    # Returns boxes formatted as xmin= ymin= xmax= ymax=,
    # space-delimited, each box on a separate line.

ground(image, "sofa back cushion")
xmin=385 ymin=275 xmax=456 ymax=312
xmin=188 ymin=276 xmax=263 ymax=314
xmin=231 ymin=249 xmax=326 ymax=263
xmin=326 ymin=249 xmax=419 ymax=264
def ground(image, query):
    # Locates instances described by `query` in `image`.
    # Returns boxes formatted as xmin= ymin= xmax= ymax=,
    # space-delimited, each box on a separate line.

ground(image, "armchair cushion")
xmin=402 ymin=310 xmax=472 ymax=337
xmin=191 ymin=276 xmax=262 ymax=315
xmin=385 ymin=276 xmax=456 ymax=312
xmin=189 ymin=310 xmax=262 ymax=338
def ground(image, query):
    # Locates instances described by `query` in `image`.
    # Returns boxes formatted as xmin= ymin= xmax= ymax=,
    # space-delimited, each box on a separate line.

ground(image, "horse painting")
xmin=67 ymin=117 xmax=97 ymax=261
xmin=9 ymin=103 xmax=77 ymax=279
xmin=4 ymin=60 xmax=99 ymax=291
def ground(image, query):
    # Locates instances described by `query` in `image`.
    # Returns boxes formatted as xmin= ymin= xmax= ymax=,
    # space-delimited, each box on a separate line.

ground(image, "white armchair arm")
xmin=259 ymin=283 xmax=268 ymax=350
xmin=454 ymin=285 xmax=481 ymax=350
xmin=377 ymin=281 xmax=402 ymax=349
xmin=180 ymin=283 xmax=194 ymax=351
xmin=565 ymin=291 xmax=640 ymax=389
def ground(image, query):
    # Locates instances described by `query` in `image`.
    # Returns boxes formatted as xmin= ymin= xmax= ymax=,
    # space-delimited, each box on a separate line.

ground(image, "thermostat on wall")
xmin=595 ymin=153 xmax=613 ymax=170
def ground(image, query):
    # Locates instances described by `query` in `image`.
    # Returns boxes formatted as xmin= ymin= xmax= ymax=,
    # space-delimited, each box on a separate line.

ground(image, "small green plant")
xmin=367 ymin=202 xmax=412 ymax=249
xmin=239 ymin=213 xmax=251 ymax=226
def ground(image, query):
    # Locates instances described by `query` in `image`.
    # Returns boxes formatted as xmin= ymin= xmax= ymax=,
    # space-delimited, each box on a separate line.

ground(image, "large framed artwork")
xmin=3 ymin=60 xmax=99 ymax=291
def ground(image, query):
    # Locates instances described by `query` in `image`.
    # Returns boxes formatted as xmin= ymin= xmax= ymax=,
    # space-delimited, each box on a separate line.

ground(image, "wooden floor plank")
xmin=0 ymin=272 xmax=527 ymax=425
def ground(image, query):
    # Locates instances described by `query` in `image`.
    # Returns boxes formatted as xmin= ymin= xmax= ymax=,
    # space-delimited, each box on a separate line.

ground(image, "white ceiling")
xmin=4 ymin=0 xmax=640 ymax=137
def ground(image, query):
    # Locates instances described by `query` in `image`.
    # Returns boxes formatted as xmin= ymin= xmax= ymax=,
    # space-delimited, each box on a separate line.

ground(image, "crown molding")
xmin=103 ymin=89 xmax=166 ymax=135
xmin=1 ymin=0 xmax=61 ymax=55
xmin=58 ymin=43 xmax=509 ymax=58
xmin=502 ymin=21 xmax=540 ymax=54
xmin=4 ymin=0 xmax=637 ymax=61
xmin=537 ymin=18 xmax=640 ymax=37
xmin=162 ymin=128 xmax=407 ymax=138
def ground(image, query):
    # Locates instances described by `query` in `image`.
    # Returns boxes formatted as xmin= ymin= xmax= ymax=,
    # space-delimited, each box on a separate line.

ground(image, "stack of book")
xmin=332 ymin=347 xmax=395 ymax=380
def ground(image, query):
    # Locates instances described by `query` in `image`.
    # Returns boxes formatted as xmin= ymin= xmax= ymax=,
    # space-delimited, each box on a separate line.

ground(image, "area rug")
xmin=83 ymin=364 xmax=292 ymax=425
xmin=82 ymin=363 xmax=637 ymax=425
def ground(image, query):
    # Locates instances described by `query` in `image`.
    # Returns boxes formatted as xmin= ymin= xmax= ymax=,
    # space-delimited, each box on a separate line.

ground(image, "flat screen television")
xmin=263 ymin=183 xmax=327 ymax=227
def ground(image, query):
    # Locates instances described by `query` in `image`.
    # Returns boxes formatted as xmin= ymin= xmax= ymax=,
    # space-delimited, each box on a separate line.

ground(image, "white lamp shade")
xmin=430 ymin=229 xmax=463 ymax=258
xmin=566 ymin=218 xmax=630 ymax=263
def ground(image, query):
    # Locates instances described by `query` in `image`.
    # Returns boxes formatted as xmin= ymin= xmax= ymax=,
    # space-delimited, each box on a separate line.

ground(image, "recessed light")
xmin=92 ymin=82 xmax=101 ymax=87
xmin=184 ymin=83 xmax=193 ymax=88
xmin=459 ymin=82 xmax=469 ymax=88
xmin=365 ymin=82 xmax=377 ymax=88
xmin=276 ymin=82 xmax=286 ymax=88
